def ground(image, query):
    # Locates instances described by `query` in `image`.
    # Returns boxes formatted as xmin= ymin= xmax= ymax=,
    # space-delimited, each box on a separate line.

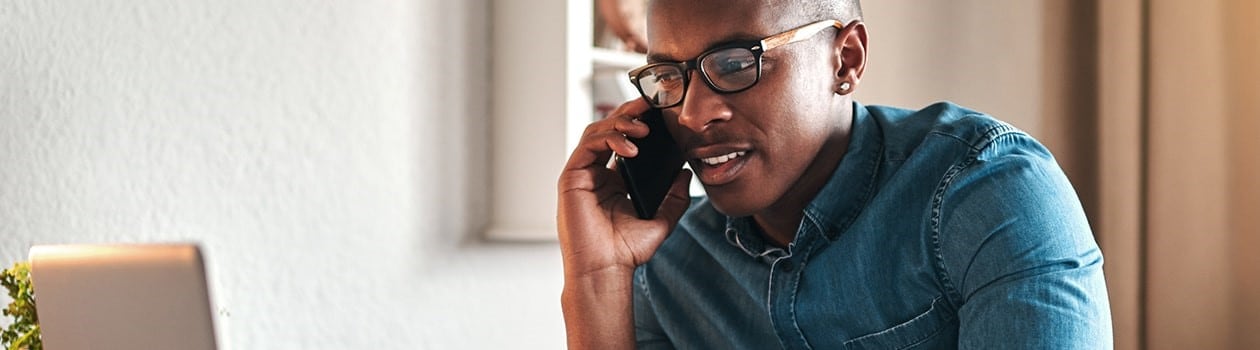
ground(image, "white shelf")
xmin=488 ymin=0 xmax=591 ymax=241
xmin=591 ymin=47 xmax=646 ymax=71
xmin=487 ymin=0 xmax=653 ymax=241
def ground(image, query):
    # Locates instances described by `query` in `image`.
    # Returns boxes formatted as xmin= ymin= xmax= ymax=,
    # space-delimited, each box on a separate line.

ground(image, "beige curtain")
xmin=1221 ymin=1 xmax=1260 ymax=347
xmin=1145 ymin=0 xmax=1260 ymax=348
xmin=1044 ymin=0 xmax=1259 ymax=349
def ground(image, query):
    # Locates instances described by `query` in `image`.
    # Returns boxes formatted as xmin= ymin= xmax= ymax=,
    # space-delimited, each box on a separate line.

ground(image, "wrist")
xmin=563 ymin=264 xmax=635 ymax=294
xmin=561 ymin=249 xmax=637 ymax=281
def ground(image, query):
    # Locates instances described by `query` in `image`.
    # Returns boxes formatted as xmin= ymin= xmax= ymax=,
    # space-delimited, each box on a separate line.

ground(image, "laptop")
xmin=28 ymin=244 xmax=219 ymax=350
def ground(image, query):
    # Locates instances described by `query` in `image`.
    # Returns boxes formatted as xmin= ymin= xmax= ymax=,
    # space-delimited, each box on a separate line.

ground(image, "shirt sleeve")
xmin=937 ymin=133 xmax=1113 ymax=349
xmin=633 ymin=264 xmax=676 ymax=350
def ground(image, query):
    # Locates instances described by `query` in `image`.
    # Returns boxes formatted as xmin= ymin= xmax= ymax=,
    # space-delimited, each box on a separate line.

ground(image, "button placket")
xmin=766 ymin=220 xmax=827 ymax=350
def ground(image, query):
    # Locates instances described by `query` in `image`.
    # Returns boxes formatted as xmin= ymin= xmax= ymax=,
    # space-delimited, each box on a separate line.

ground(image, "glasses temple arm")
xmin=759 ymin=20 xmax=845 ymax=51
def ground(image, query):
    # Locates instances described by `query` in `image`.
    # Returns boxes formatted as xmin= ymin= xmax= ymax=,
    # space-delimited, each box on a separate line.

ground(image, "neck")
xmin=753 ymin=99 xmax=853 ymax=247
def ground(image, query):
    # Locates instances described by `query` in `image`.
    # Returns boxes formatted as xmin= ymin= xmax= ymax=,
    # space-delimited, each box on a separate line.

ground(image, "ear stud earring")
xmin=840 ymin=82 xmax=852 ymax=91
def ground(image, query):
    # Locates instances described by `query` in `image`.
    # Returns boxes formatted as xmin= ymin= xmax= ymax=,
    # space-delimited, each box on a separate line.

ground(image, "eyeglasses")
xmin=628 ymin=19 xmax=845 ymax=109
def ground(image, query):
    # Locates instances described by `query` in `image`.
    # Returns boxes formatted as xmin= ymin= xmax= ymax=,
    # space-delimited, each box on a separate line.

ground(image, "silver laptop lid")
xmin=28 ymin=244 xmax=218 ymax=350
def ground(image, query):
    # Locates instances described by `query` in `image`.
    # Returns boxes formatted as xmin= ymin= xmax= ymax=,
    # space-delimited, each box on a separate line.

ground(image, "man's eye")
xmin=714 ymin=57 xmax=753 ymax=75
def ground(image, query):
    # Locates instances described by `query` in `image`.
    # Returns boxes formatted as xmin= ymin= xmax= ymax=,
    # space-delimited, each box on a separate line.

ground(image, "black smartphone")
xmin=616 ymin=108 xmax=686 ymax=219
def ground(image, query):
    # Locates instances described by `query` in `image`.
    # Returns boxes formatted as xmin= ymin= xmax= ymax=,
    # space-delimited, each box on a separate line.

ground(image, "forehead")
xmin=646 ymin=0 xmax=795 ymax=62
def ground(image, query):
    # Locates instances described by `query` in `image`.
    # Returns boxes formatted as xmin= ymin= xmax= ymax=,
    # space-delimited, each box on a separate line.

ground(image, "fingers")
xmin=562 ymin=99 xmax=656 ymax=171
xmin=612 ymin=116 xmax=650 ymax=139
xmin=563 ymin=127 xmax=635 ymax=171
xmin=611 ymin=97 xmax=653 ymax=120
xmin=600 ymin=99 xmax=652 ymax=139
xmin=654 ymin=169 xmax=694 ymax=226
xmin=617 ymin=169 xmax=691 ymax=267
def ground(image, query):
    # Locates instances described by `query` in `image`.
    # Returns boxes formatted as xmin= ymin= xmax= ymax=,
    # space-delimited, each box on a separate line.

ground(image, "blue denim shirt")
xmin=633 ymin=102 xmax=1112 ymax=349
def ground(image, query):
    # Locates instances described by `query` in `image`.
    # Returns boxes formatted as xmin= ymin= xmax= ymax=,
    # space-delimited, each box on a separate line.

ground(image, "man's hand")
xmin=556 ymin=98 xmax=692 ymax=349
xmin=557 ymin=98 xmax=692 ymax=278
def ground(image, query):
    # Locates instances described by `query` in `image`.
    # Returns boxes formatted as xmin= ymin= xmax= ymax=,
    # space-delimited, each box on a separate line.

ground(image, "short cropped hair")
xmin=649 ymin=0 xmax=863 ymax=28
xmin=790 ymin=0 xmax=863 ymax=23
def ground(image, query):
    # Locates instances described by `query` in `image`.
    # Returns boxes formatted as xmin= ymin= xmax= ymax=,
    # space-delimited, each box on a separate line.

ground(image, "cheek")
xmin=759 ymin=59 xmax=836 ymax=115
xmin=752 ymin=66 xmax=837 ymax=167
xmin=759 ymin=79 xmax=835 ymax=140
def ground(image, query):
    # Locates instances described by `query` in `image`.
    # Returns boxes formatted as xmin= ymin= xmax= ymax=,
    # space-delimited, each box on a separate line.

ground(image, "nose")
xmin=675 ymin=71 xmax=733 ymax=133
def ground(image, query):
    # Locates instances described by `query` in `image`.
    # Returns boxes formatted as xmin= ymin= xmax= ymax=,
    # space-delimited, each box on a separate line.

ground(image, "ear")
xmin=832 ymin=21 xmax=868 ymax=95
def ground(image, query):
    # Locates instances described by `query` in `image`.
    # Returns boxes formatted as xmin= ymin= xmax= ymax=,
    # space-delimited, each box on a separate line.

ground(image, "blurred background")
xmin=1 ymin=0 xmax=1255 ymax=349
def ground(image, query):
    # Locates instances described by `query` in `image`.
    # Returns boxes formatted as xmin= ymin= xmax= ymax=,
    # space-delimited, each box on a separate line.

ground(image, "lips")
xmin=689 ymin=145 xmax=753 ymax=186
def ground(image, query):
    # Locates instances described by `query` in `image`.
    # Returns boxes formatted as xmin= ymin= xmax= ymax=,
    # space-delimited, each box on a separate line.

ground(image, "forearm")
xmin=561 ymin=266 xmax=637 ymax=350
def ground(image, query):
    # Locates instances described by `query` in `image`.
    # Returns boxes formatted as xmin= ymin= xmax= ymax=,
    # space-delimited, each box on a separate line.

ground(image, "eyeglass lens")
xmin=634 ymin=47 xmax=759 ymax=107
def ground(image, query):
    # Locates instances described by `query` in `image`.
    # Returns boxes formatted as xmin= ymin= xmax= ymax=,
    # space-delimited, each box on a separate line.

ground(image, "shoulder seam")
xmin=926 ymin=118 xmax=1023 ymax=310
xmin=927 ymin=114 xmax=1022 ymax=153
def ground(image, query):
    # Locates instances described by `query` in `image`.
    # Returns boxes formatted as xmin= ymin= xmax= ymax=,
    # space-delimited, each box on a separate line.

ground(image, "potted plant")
xmin=1 ymin=262 xmax=40 ymax=350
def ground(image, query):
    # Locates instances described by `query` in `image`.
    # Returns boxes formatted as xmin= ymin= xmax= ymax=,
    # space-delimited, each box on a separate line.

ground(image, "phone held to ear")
xmin=616 ymin=108 xmax=686 ymax=219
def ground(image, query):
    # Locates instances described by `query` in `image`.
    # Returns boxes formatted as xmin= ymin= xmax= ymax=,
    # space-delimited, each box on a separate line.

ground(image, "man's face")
xmin=647 ymin=0 xmax=844 ymax=217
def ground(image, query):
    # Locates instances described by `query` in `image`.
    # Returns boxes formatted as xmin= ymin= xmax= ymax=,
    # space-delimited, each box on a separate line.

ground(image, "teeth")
xmin=700 ymin=151 xmax=746 ymax=166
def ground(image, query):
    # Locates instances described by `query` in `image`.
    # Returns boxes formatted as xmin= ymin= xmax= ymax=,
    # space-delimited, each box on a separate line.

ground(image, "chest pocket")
xmin=842 ymin=297 xmax=959 ymax=350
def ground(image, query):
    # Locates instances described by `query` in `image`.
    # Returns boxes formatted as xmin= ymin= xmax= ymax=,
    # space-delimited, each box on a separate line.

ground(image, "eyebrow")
xmin=645 ymin=52 xmax=675 ymax=63
xmin=645 ymin=32 xmax=763 ymax=63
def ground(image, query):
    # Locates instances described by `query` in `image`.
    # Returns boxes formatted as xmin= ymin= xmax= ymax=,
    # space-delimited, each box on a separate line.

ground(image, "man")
xmin=557 ymin=0 xmax=1113 ymax=348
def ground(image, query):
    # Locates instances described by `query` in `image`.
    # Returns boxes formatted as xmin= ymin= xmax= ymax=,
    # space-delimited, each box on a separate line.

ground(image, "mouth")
xmin=699 ymin=151 xmax=747 ymax=166
xmin=690 ymin=148 xmax=752 ymax=186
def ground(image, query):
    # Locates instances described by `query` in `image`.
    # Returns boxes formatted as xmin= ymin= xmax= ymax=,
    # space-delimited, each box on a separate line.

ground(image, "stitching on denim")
xmin=841 ymin=296 xmax=959 ymax=349
xmin=929 ymin=116 xmax=1021 ymax=309
xmin=727 ymin=225 xmax=786 ymax=260
xmin=928 ymin=115 xmax=1019 ymax=153
xmin=768 ymin=228 xmax=820 ymax=349
xmin=636 ymin=263 xmax=653 ymax=308
xmin=930 ymin=161 xmax=969 ymax=311
xmin=816 ymin=143 xmax=884 ymax=241
xmin=767 ymin=236 xmax=796 ymax=333
xmin=894 ymin=299 xmax=958 ymax=350
xmin=791 ymin=229 xmax=820 ymax=350
xmin=836 ymin=145 xmax=883 ymax=238
xmin=803 ymin=211 xmax=823 ymax=238
xmin=766 ymin=255 xmax=786 ymax=344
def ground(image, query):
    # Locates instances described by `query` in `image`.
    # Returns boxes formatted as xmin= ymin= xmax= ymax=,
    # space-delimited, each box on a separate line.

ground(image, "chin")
xmin=704 ymin=185 xmax=769 ymax=218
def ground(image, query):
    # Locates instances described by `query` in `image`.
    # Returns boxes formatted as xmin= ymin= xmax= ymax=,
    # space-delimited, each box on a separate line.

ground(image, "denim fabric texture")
xmin=632 ymin=101 xmax=1113 ymax=349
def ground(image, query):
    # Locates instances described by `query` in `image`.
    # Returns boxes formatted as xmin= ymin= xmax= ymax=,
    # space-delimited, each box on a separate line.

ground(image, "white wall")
xmin=0 ymin=0 xmax=566 ymax=348
xmin=0 ymin=0 xmax=1060 ymax=348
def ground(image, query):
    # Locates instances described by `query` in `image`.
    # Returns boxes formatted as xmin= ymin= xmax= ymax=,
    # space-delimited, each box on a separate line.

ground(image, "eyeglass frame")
xmin=627 ymin=19 xmax=846 ymax=109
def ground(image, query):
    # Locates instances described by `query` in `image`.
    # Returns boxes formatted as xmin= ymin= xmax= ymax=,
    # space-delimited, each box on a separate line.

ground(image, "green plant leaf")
xmin=2 ymin=262 xmax=39 ymax=350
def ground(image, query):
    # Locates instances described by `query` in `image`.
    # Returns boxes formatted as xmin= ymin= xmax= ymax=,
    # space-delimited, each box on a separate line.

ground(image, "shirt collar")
xmin=802 ymin=100 xmax=883 ymax=240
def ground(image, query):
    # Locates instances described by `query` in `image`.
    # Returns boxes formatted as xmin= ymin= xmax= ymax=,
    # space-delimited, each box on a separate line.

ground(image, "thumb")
xmin=654 ymin=169 xmax=693 ymax=227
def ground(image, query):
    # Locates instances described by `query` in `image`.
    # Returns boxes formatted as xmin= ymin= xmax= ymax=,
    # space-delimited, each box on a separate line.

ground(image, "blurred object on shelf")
xmin=594 ymin=0 xmax=648 ymax=53
xmin=592 ymin=61 xmax=640 ymax=120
